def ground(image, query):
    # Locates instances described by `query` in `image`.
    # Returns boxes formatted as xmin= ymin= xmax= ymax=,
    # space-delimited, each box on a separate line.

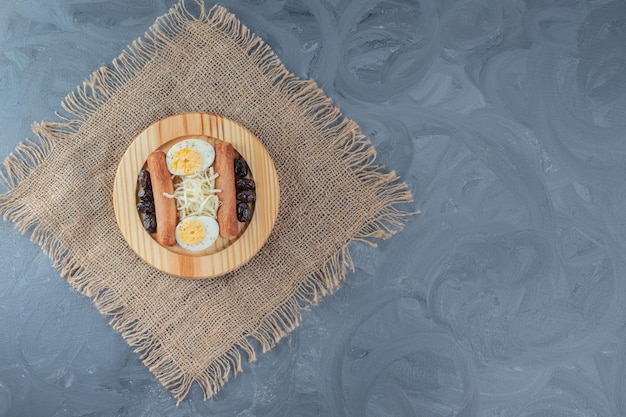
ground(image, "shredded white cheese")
xmin=164 ymin=167 xmax=221 ymax=221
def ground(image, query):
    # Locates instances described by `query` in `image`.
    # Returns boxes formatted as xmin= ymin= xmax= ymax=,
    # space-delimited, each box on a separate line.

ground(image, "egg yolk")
xmin=169 ymin=148 xmax=202 ymax=175
xmin=177 ymin=219 xmax=205 ymax=245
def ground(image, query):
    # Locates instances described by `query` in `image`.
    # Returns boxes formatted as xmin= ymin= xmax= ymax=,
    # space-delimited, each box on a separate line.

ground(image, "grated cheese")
xmin=164 ymin=167 xmax=221 ymax=221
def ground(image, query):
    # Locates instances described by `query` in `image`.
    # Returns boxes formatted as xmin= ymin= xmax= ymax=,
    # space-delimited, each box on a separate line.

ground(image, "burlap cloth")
xmin=0 ymin=0 xmax=413 ymax=402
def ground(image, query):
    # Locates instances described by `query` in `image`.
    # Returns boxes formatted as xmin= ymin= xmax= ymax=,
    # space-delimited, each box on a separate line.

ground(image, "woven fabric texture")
xmin=0 ymin=1 xmax=413 ymax=401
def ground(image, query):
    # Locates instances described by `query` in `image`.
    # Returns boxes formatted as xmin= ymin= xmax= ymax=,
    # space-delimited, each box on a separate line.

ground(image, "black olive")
xmin=137 ymin=201 xmax=155 ymax=214
xmin=143 ymin=213 xmax=157 ymax=233
xmin=137 ymin=188 xmax=153 ymax=201
xmin=234 ymin=157 xmax=249 ymax=178
xmin=236 ymin=190 xmax=256 ymax=203
xmin=235 ymin=178 xmax=255 ymax=191
xmin=138 ymin=170 xmax=151 ymax=189
xmin=237 ymin=202 xmax=251 ymax=222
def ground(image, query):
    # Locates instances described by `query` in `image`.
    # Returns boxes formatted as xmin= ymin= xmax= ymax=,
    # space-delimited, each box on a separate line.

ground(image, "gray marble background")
xmin=1 ymin=0 xmax=625 ymax=416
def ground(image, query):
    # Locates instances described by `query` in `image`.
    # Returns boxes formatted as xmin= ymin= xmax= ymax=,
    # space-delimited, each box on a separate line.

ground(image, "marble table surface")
xmin=1 ymin=0 xmax=626 ymax=416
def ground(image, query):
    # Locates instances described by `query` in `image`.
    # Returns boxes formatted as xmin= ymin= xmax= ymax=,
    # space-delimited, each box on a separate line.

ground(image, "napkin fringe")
xmin=0 ymin=132 xmax=53 ymax=191
xmin=0 ymin=0 xmax=415 ymax=403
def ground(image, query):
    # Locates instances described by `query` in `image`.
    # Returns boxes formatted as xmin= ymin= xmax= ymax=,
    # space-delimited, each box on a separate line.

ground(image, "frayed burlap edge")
xmin=0 ymin=0 xmax=415 ymax=403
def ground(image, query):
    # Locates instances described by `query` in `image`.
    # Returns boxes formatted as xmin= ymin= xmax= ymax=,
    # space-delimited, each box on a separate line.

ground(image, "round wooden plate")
xmin=113 ymin=112 xmax=280 ymax=279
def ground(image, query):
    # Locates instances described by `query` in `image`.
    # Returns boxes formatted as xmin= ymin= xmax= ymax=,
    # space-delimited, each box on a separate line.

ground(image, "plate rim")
xmin=112 ymin=112 xmax=280 ymax=279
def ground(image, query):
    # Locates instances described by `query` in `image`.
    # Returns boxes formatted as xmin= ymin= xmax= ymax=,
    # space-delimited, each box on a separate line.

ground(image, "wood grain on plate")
xmin=113 ymin=113 xmax=280 ymax=279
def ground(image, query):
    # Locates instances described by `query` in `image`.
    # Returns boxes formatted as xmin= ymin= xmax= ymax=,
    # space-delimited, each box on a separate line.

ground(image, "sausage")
xmin=215 ymin=141 xmax=238 ymax=239
xmin=146 ymin=150 xmax=177 ymax=246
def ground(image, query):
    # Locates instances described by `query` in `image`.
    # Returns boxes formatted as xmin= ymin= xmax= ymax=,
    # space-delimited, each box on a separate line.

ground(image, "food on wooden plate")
xmin=146 ymin=150 xmax=177 ymax=247
xmin=137 ymin=169 xmax=157 ymax=233
xmin=137 ymin=188 xmax=153 ymax=200
xmin=234 ymin=156 xmax=249 ymax=178
xmin=137 ymin=169 xmax=151 ymax=189
xmin=214 ymin=141 xmax=239 ymax=239
xmin=235 ymin=178 xmax=255 ymax=191
xmin=137 ymin=200 xmax=155 ymax=214
xmin=164 ymin=168 xmax=220 ymax=220
xmin=175 ymin=215 xmax=220 ymax=251
xmin=236 ymin=202 xmax=251 ymax=222
xmin=236 ymin=190 xmax=256 ymax=203
xmin=234 ymin=176 xmax=255 ymax=223
xmin=166 ymin=139 xmax=215 ymax=176
xmin=136 ymin=138 xmax=256 ymax=251
xmin=142 ymin=214 xmax=157 ymax=234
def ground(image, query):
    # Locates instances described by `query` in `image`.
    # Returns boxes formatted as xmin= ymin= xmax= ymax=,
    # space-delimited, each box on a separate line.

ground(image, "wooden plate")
xmin=113 ymin=113 xmax=279 ymax=279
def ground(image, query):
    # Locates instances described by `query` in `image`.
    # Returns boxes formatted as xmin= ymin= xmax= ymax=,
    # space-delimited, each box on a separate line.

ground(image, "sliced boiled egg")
xmin=175 ymin=215 xmax=220 ymax=252
xmin=166 ymin=139 xmax=215 ymax=176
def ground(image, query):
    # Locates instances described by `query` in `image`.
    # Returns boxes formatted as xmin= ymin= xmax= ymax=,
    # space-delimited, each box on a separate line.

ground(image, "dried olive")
xmin=234 ymin=157 xmax=249 ymax=178
xmin=143 ymin=213 xmax=157 ymax=233
xmin=236 ymin=190 xmax=256 ymax=203
xmin=137 ymin=201 xmax=155 ymax=214
xmin=237 ymin=202 xmax=251 ymax=222
xmin=137 ymin=188 xmax=153 ymax=201
xmin=138 ymin=170 xmax=151 ymax=189
xmin=235 ymin=178 xmax=255 ymax=191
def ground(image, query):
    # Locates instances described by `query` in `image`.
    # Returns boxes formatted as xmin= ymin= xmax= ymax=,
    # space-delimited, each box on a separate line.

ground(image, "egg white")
xmin=175 ymin=215 xmax=220 ymax=252
xmin=166 ymin=138 xmax=215 ymax=176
